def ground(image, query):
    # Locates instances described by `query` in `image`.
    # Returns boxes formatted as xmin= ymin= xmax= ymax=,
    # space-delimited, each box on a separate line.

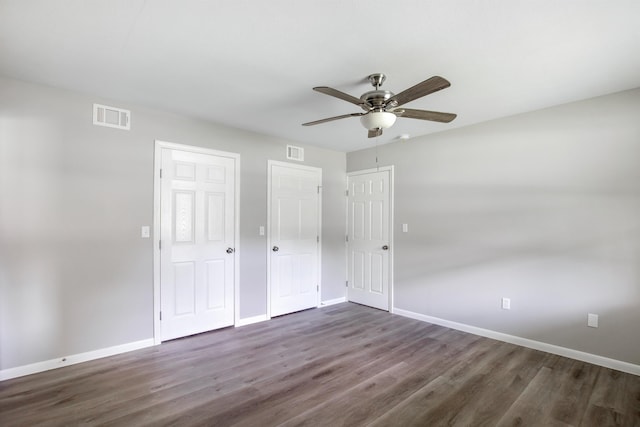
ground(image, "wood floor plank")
xmin=546 ymin=358 xmax=601 ymax=425
xmin=278 ymin=362 xmax=419 ymax=427
xmin=277 ymin=334 xmax=482 ymax=427
xmin=0 ymin=302 xmax=638 ymax=427
xmin=367 ymin=340 xmax=517 ymax=426
xmin=89 ymin=309 xmax=423 ymax=425
xmin=424 ymin=345 xmax=550 ymax=426
xmin=0 ymin=306 xmax=378 ymax=421
xmin=241 ymin=334 xmax=457 ymax=427
xmin=582 ymin=366 xmax=640 ymax=427
xmin=495 ymin=355 xmax=604 ymax=427
xmin=139 ymin=320 xmax=439 ymax=426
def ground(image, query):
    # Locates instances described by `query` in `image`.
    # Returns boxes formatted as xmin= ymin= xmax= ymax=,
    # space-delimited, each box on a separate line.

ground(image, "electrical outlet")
xmin=141 ymin=226 xmax=150 ymax=238
xmin=588 ymin=313 xmax=599 ymax=328
xmin=501 ymin=297 xmax=511 ymax=310
xmin=402 ymin=223 xmax=408 ymax=233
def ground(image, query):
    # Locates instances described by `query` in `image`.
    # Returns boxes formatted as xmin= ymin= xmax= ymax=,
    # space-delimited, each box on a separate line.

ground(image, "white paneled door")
xmin=160 ymin=147 xmax=236 ymax=341
xmin=269 ymin=161 xmax=321 ymax=317
xmin=347 ymin=168 xmax=392 ymax=311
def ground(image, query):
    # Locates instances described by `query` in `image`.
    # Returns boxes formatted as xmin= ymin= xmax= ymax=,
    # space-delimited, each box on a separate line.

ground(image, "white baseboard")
xmin=235 ymin=314 xmax=268 ymax=327
xmin=0 ymin=338 xmax=155 ymax=382
xmin=393 ymin=307 xmax=640 ymax=376
xmin=321 ymin=297 xmax=346 ymax=306
xmin=237 ymin=299 xmax=347 ymax=327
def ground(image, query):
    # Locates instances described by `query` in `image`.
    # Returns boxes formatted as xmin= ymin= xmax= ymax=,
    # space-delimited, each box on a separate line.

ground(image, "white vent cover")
xmin=93 ymin=104 xmax=130 ymax=130
xmin=286 ymin=145 xmax=304 ymax=161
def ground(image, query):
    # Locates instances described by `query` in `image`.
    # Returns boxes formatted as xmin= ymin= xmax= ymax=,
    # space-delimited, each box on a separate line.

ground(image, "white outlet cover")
xmin=501 ymin=298 xmax=511 ymax=310
xmin=588 ymin=313 xmax=599 ymax=328
xmin=141 ymin=226 xmax=150 ymax=238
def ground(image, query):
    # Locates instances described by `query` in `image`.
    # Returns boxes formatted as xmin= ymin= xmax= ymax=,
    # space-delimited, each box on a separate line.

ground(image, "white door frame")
xmin=346 ymin=166 xmax=394 ymax=312
xmin=153 ymin=140 xmax=241 ymax=344
xmin=266 ymin=160 xmax=322 ymax=319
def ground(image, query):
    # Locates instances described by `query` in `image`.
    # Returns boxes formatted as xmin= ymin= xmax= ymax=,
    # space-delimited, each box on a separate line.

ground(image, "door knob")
xmin=382 ymin=245 xmax=389 ymax=250
xmin=226 ymin=247 xmax=235 ymax=254
xmin=272 ymin=246 xmax=279 ymax=252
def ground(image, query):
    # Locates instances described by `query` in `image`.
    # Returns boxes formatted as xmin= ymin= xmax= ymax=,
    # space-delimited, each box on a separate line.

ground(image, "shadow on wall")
xmin=0 ymin=236 xmax=153 ymax=370
xmin=0 ymin=114 xmax=154 ymax=369
xmin=393 ymin=184 xmax=640 ymax=364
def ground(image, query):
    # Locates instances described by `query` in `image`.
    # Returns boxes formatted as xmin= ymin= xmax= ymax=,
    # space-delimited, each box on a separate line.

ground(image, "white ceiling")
xmin=1 ymin=0 xmax=639 ymax=152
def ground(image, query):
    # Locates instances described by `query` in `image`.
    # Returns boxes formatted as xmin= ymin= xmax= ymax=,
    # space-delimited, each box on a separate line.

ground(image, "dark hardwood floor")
xmin=1 ymin=303 xmax=638 ymax=426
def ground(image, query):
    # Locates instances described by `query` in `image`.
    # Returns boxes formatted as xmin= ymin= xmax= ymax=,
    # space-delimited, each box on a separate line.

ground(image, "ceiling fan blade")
xmin=302 ymin=112 xmax=364 ymax=126
xmin=395 ymin=108 xmax=457 ymax=123
xmin=368 ymin=128 xmax=383 ymax=138
xmin=313 ymin=86 xmax=364 ymax=106
xmin=387 ymin=76 xmax=451 ymax=108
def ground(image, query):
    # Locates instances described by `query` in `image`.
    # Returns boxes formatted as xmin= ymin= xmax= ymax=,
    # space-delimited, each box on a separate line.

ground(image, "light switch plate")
xmin=141 ymin=226 xmax=150 ymax=238
xmin=588 ymin=313 xmax=598 ymax=328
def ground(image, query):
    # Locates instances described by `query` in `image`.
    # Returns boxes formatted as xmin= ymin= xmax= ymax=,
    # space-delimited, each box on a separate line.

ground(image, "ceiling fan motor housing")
xmin=360 ymin=90 xmax=395 ymax=110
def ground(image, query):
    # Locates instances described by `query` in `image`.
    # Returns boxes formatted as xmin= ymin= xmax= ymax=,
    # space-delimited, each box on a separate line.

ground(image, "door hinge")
xmin=345 ymin=189 xmax=349 ymax=197
xmin=345 ymin=280 xmax=348 ymax=287
xmin=317 ymin=186 xmax=321 ymax=194
xmin=317 ymin=285 xmax=319 ymax=291
xmin=159 ymin=240 xmax=162 ymax=250
xmin=345 ymin=235 xmax=349 ymax=242
xmin=317 ymin=236 xmax=319 ymax=243
xmin=159 ymin=311 xmax=162 ymax=321
xmin=159 ymin=168 xmax=163 ymax=179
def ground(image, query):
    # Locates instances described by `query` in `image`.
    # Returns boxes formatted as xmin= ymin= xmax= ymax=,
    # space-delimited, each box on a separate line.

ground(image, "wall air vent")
xmin=286 ymin=145 xmax=304 ymax=161
xmin=93 ymin=103 xmax=131 ymax=130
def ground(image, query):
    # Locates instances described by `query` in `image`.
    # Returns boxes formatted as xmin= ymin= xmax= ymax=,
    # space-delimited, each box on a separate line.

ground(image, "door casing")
xmin=266 ymin=160 xmax=322 ymax=319
xmin=153 ymin=140 xmax=240 ymax=344
xmin=346 ymin=166 xmax=394 ymax=312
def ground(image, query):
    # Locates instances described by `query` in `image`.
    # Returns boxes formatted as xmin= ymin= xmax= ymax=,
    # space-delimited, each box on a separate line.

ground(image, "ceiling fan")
xmin=303 ymin=73 xmax=456 ymax=138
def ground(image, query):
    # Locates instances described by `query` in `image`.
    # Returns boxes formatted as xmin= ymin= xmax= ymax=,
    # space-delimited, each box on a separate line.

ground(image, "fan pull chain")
xmin=375 ymin=132 xmax=379 ymax=172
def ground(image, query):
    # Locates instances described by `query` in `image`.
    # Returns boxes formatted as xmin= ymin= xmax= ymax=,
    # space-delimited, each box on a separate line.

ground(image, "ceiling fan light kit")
xmin=303 ymin=73 xmax=457 ymax=138
xmin=360 ymin=111 xmax=397 ymax=130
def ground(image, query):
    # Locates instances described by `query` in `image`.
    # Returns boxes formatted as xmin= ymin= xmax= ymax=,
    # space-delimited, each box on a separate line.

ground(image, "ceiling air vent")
xmin=286 ymin=145 xmax=304 ymax=161
xmin=93 ymin=103 xmax=130 ymax=130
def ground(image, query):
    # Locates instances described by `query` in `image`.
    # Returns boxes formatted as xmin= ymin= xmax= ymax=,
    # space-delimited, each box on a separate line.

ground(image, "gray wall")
xmin=348 ymin=89 xmax=640 ymax=365
xmin=2 ymin=74 xmax=637 ymax=372
xmin=0 ymin=76 xmax=346 ymax=370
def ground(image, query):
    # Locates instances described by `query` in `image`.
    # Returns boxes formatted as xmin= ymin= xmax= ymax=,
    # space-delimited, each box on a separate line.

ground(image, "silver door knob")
xmin=226 ymin=247 xmax=235 ymax=254
xmin=272 ymin=246 xmax=279 ymax=252
xmin=382 ymin=245 xmax=389 ymax=250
